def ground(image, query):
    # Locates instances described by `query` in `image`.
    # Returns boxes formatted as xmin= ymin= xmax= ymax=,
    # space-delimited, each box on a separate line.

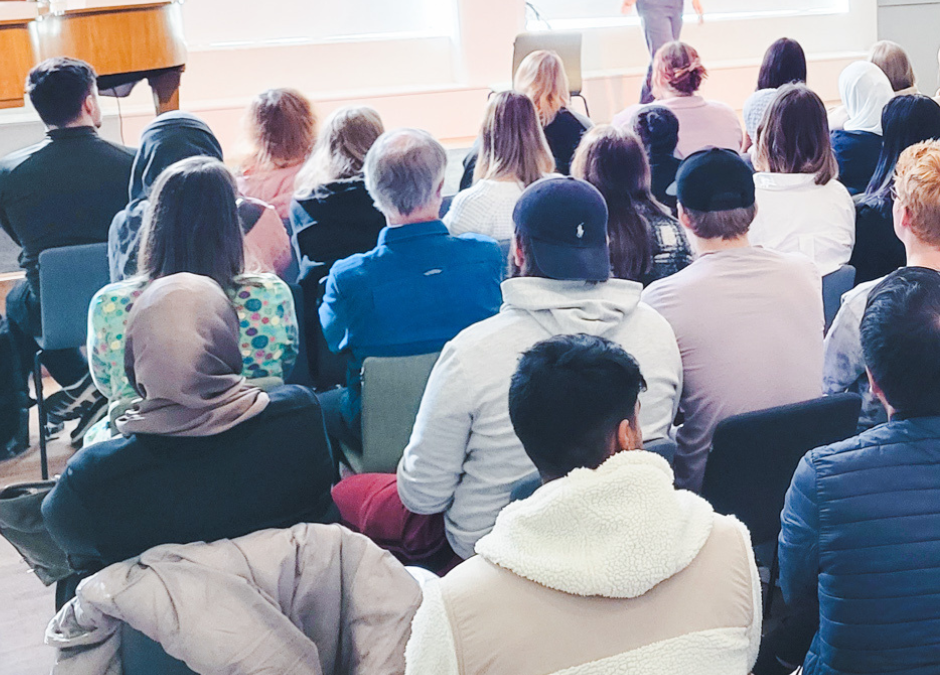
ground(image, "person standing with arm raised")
xmin=623 ymin=0 xmax=704 ymax=104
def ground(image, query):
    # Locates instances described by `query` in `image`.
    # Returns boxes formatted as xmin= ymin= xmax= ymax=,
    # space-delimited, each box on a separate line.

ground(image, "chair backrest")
xmin=498 ymin=239 xmax=512 ymax=280
xmin=358 ymin=352 xmax=441 ymax=473
xmin=822 ymin=264 xmax=856 ymax=333
xmin=512 ymin=31 xmax=583 ymax=95
xmin=439 ymin=194 xmax=455 ymax=218
xmin=122 ymin=625 xmax=196 ymax=675
xmin=37 ymin=243 xmax=109 ymax=351
xmin=701 ymin=393 xmax=862 ymax=546
xmin=285 ymin=283 xmax=314 ymax=387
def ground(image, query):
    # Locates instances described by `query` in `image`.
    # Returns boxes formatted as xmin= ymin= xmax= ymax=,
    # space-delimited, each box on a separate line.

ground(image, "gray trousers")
xmin=637 ymin=0 xmax=685 ymax=103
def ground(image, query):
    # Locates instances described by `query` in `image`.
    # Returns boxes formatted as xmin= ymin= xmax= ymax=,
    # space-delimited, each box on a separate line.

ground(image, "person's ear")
xmin=617 ymin=403 xmax=643 ymax=452
xmin=866 ymin=367 xmax=896 ymax=420
xmin=512 ymin=234 xmax=525 ymax=268
xmin=677 ymin=205 xmax=692 ymax=232
xmin=435 ymin=178 xmax=444 ymax=200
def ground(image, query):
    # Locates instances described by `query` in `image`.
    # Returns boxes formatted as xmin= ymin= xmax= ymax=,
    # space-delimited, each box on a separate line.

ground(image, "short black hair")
xmin=632 ymin=105 xmax=679 ymax=156
xmin=508 ymin=334 xmax=646 ymax=480
xmin=861 ymin=267 xmax=940 ymax=418
xmin=26 ymin=58 xmax=97 ymax=128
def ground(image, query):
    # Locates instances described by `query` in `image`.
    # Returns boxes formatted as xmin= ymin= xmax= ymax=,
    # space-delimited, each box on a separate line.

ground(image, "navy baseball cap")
xmin=512 ymin=176 xmax=610 ymax=282
xmin=668 ymin=148 xmax=755 ymax=212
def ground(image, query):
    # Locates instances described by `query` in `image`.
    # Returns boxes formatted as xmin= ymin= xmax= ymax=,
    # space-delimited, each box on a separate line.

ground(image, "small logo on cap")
xmin=576 ymin=224 xmax=584 ymax=239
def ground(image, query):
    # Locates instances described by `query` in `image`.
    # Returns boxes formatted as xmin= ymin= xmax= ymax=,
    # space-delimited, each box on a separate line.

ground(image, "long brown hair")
xmin=514 ymin=50 xmax=571 ymax=126
xmin=653 ymin=42 xmax=707 ymax=97
xmin=572 ymin=126 xmax=658 ymax=282
xmin=243 ymin=88 xmax=317 ymax=171
xmin=474 ymin=91 xmax=555 ymax=186
xmin=753 ymin=83 xmax=838 ymax=185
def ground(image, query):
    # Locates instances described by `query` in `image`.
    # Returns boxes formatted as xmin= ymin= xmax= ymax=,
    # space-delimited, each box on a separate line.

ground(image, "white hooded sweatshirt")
xmin=397 ymin=277 xmax=682 ymax=559
xmin=405 ymin=452 xmax=762 ymax=675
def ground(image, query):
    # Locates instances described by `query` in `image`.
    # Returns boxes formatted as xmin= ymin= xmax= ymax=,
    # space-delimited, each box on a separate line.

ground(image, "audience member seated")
xmin=852 ymin=95 xmax=940 ymax=283
xmin=332 ymin=176 xmax=682 ymax=567
xmin=109 ymin=111 xmax=291 ymax=281
xmin=572 ymin=125 xmax=692 ymax=284
xmin=831 ymin=62 xmax=894 ymax=195
xmin=85 ymin=156 xmax=297 ymax=444
xmin=0 ymin=58 xmax=133 ymax=441
xmin=830 ymin=40 xmax=920 ymax=130
xmin=613 ymin=41 xmax=743 ymax=158
xmin=444 ymin=91 xmax=553 ymax=241
xmin=825 ymin=140 xmax=940 ymax=430
xmin=749 ymin=84 xmax=855 ymax=276
xmin=642 ymin=149 xmax=823 ymax=492
xmin=404 ymin=334 xmax=761 ymax=675
xmin=631 ymin=105 xmax=681 ymax=213
xmin=742 ymin=38 xmax=807 ymax=152
xmin=236 ymin=88 xmax=317 ymax=220
xmin=290 ymin=105 xmax=387 ymax=284
xmin=42 ymin=273 xmax=336 ymax=602
xmin=779 ymin=267 xmax=940 ymax=675
xmin=318 ymin=128 xmax=504 ymax=455
xmin=460 ymin=50 xmax=591 ymax=188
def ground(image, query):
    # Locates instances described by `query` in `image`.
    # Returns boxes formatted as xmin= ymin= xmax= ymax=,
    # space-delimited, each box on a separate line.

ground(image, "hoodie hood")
xmin=475 ymin=451 xmax=715 ymax=598
xmin=500 ymin=277 xmax=642 ymax=338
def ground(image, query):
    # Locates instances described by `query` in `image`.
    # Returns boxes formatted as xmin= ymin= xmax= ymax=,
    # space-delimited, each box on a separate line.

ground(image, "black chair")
xmin=822 ymin=264 xmax=856 ymax=333
xmin=285 ymin=283 xmax=313 ymax=387
xmin=701 ymin=393 xmax=862 ymax=617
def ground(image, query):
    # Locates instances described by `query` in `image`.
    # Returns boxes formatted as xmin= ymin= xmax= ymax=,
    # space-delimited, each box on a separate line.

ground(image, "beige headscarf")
xmin=115 ymin=273 xmax=270 ymax=437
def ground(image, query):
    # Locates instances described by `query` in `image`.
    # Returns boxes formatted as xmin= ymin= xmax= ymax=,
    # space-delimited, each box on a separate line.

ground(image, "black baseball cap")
xmin=512 ymin=176 xmax=610 ymax=282
xmin=668 ymin=148 xmax=755 ymax=212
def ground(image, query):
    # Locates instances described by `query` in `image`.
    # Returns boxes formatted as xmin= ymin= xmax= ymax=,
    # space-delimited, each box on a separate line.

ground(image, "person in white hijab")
xmin=831 ymin=62 xmax=894 ymax=194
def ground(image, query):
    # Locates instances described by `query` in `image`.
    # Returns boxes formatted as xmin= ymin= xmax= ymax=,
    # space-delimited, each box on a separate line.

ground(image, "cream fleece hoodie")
xmin=397 ymin=277 xmax=682 ymax=559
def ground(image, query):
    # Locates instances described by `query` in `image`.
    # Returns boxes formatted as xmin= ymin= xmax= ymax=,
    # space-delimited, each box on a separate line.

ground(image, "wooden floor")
xmin=0 ymin=381 xmax=75 ymax=675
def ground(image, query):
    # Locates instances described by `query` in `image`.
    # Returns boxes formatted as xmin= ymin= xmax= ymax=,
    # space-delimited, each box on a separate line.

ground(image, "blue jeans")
xmin=637 ymin=0 xmax=684 ymax=103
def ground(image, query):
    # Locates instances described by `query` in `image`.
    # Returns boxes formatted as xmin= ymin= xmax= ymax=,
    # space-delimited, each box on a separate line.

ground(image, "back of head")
xmin=754 ymin=83 xmax=838 ymax=185
xmin=245 ymin=88 xmax=317 ymax=170
xmin=475 ymin=90 xmax=555 ymax=186
xmin=631 ymin=105 xmax=679 ymax=156
xmin=893 ymin=140 xmax=940 ymax=248
xmin=26 ymin=57 xmax=96 ymax=128
xmin=294 ymin=105 xmax=384 ymax=197
xmin=364 ymin=128 xmax=446 ymax=219
xmin=839 ymin=61 xmax=895 ymax=134
xmin=757 ymin=38 xmax=807 ymax=90
xmin=509 ymin=334 xmax=647 ymax=481
xmin=514 ymin=50 xmax=570 ymax=126
xmin=653 ymin=42 xmax=707 ymax=97
xmin=865 ymin=95 xmax=940 ymax=202
xmin=676 ymin=148 xmax=757 ymax=240
xmin=861 ymin=267 xmax=940 ymax=418
xmin=870 ymin=40 xmax=916 ymax=92
xmin=571 ymin=126 xmax=654 ymax=281
xmin=140 ymin=156 xmax=244 ymax=289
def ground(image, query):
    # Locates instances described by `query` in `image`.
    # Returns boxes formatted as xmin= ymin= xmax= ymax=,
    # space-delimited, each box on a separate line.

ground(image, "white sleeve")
xmin=405 ymin=581 xmax=460 ymax=675
xmin=443 ymin=191 xmax=472 ymax=236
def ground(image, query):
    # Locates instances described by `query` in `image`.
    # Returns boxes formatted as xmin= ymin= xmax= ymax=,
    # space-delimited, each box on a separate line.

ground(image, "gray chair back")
xmin=37 ymin=243 xmax=109 ymax=351
xmin=512 ymin=31 xmax=583 ymax=95
xmin=822 ymin=264 xmax=856 ymax=333
xmin=343 ymin=352 xmax=441 ymax=474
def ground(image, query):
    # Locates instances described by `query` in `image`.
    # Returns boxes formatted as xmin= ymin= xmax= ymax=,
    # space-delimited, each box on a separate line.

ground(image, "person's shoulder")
xmin=235 ymin=272 xmax=290 ymax=295
xmin=94 ymin=137 xmax=136 ymax=160
xmin=0 ymin=138 xmax=52 ymax=175
xmin=451 ymin=230 xmax=502 ymax=252
xmin=59 ymin=434 xmax=139 ymax=489
xmin=259 ymin=384 xmax=322 ymax=419
xmin=92 ymin=278 xmax=145 ymax=306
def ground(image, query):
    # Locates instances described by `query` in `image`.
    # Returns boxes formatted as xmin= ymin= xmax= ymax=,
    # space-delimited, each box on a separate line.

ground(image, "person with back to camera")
xmin=404 ymin=333 xmax=761 ymax=675
xmin=612 ymin=41 xmax=742 ymax=158
xmin=742 ymin=38 xmax=807 ymax=153
xmin=631 ymin=105 xmax=681 ymax=213
xmin=622 ymin=0 xmax=704 ymax=104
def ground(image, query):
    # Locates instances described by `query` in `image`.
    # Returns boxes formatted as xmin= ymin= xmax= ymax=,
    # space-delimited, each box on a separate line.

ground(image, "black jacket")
xmin=849 ymin=195 xmax=905 ymax=284
xmin=831 ymin=129 xmax=882 ymax=196
xmin=0 ymin=127 xmax=133 ymax=293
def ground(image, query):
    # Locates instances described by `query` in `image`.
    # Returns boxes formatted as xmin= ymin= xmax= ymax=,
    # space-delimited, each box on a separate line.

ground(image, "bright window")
xmin=526 ymin=0 xmax=850 ymax=30
xmin=182 ymin=0 xmax=457 ymax=50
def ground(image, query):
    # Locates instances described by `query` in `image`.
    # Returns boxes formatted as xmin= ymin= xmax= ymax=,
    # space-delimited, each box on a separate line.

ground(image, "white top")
xmin=749 ymin=172 xmax=856 ymax=276
xmin=443 ymin=179 xmax=523 ymax=241
xmin=397 ymin=277 xmax=682 ymax=558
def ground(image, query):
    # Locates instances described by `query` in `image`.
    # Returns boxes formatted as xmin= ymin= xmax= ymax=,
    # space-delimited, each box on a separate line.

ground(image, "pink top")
xmin=237 ymin=163 xmax=304 ymax=221
xmin=613 ymin=95 xmax=743 ymax=159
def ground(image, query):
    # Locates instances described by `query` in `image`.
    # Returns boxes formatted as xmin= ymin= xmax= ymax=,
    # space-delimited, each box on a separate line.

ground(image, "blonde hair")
xmin=870 ymin=40 xmax=916 ymax=92
xmin=653 ymin=42 xmax=707 ymax=97
xmin=514 ymin=50 xmax=570 ymax=126
xmin=294 ymin=105 xmax=384 ymax=198
xmin=243 ymin=88 xmax=316 ymax=170
xmin=474 ymin=91 xmax=554 ymax=186
xmin=895 ymin=140 xmax=940 ymax=247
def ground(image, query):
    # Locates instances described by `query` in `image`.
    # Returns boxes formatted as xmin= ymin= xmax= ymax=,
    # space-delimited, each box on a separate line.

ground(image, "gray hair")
xmin=364 ymin=128 xmax=446 ymax=217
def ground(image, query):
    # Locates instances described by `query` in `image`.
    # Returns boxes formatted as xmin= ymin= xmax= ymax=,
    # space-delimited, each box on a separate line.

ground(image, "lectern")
xmin=0 ymin=1 xmax=186 ymax=114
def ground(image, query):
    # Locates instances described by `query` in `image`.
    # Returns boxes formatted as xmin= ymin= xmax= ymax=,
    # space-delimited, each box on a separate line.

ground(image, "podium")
xmin=0 ymin=1 xmax=186 ymax=114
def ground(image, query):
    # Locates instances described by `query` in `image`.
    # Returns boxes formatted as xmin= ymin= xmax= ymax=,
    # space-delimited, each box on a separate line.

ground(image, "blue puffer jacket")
xmin=779 ymin=416 xmax=940 ymax=675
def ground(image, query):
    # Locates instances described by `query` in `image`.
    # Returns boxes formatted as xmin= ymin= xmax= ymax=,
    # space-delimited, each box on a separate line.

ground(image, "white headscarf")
xmin=839 ymin=61 xmax=894 ymax=135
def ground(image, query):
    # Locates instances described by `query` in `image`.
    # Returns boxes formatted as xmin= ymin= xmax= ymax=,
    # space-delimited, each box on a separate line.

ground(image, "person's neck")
xmin=905 ymin=240 xmax=940 ymax=271
xmin=48 ymin=116 xmax=96 ymax=132
xmin=691 ymin=233 xmax=750 ymax=255
xmin=386 ymin=204 xmax=441 ymax=227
